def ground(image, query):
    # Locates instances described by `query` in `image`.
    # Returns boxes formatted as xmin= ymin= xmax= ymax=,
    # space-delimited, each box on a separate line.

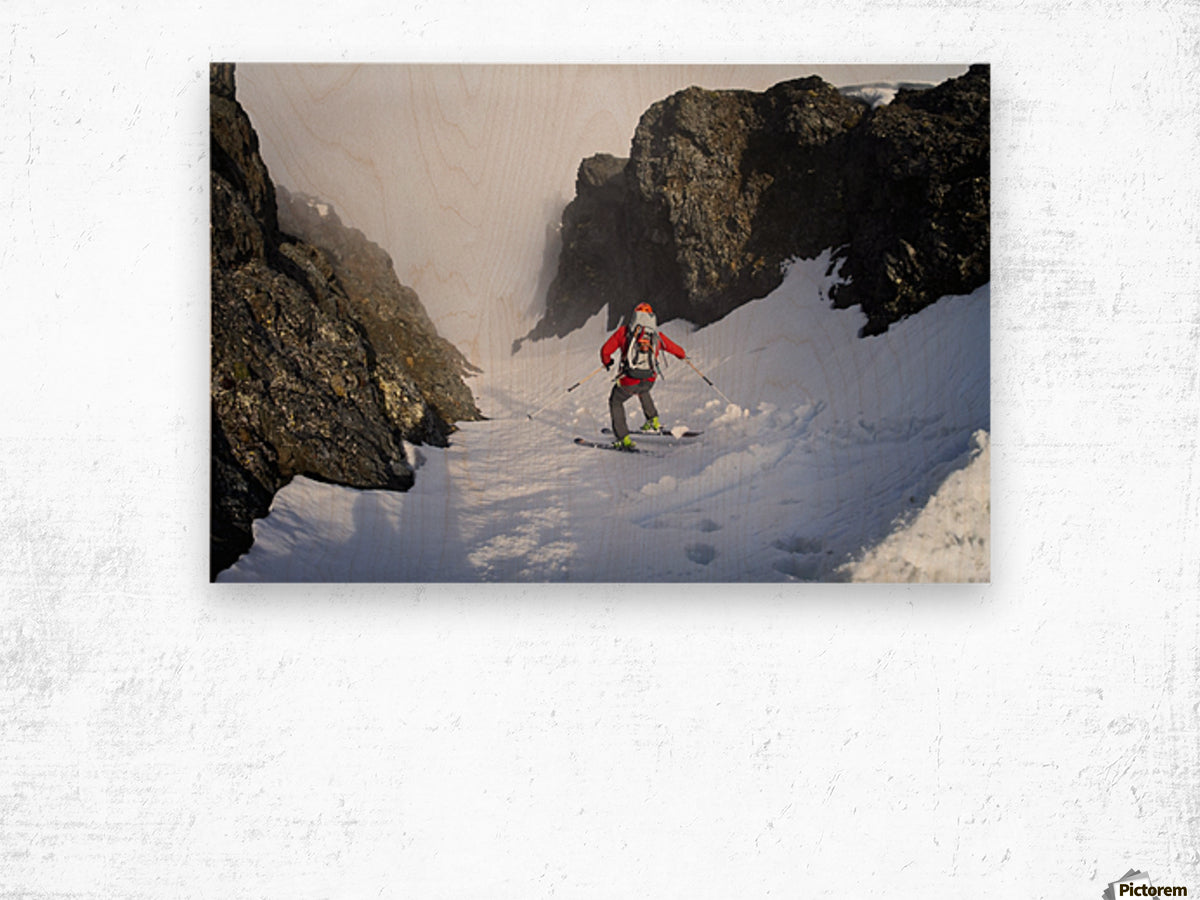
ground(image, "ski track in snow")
xmin=221 ymin=254 xmax=990 ymax=583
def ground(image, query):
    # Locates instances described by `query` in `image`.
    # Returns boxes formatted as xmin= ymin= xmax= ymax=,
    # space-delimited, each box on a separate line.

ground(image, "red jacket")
xmin=600 ymin=325 xmax=686 ymax=386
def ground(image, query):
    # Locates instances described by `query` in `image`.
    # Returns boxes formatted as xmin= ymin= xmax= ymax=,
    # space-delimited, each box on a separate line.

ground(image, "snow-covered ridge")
xmin=838 ymin=80 xmax=937 ymax=108
xmin=841 ymin=430 xmax=989 ymax=581
xmin=222 ymin=254 xmax=989 ymax=583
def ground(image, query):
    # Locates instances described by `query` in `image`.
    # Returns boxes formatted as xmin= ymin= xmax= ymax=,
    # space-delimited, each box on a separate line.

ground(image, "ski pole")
xmin=683 ymin=356 xmax=735 ymax=406
xmin=527 ymin=364 xmax=608 ymax=419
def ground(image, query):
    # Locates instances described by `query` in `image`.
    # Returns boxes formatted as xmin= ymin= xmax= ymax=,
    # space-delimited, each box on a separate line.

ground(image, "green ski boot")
xmin=640 ymin=416 xmax=662 ymax=433
xmin=612 ymin=434 xmax=637 ymax=451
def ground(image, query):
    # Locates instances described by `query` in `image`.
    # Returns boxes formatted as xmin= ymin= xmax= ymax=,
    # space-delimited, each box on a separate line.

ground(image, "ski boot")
xmin=612 ymin=434 xmax=637 ymax=451
xmin=640 ymin=416 xmax=662 ymax=433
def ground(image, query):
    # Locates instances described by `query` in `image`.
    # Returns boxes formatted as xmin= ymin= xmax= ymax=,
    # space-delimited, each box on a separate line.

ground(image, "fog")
xmin=235 ymin=64 xmax=968 ymax=365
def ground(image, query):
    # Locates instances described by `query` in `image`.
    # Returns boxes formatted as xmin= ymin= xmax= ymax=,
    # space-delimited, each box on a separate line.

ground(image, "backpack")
xmin=622 ymin=307 xmax=662 ymax=380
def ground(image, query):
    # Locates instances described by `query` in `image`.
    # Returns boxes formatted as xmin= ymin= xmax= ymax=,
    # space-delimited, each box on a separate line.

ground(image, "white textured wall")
xmin=3 ymin=2 xmax=1198 ymax=897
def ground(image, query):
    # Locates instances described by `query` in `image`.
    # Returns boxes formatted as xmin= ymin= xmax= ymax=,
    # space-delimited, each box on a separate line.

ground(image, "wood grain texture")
xmin=2 ymin=1 xmax=1199 ymax=897
xmin=235 ymin=63 xmax=968 ymax=365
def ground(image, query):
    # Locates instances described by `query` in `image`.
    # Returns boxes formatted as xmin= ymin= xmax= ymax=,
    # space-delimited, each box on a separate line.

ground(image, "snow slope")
xmin=220 ymin=253 xmax=989 ymax=582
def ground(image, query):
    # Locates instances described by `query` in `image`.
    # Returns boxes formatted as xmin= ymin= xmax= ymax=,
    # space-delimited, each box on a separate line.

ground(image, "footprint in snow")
xmin=772 ymin=535 xmax=831 ymax=581
xmin=685 ymin=543 xmax=717 ymax=565
xmin=774 ymin=535 xmax=823 ymax=555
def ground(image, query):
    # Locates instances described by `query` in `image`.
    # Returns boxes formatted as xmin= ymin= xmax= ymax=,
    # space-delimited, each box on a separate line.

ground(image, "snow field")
xmin=841 ymin=430 xmax=990 ymax=582
xmin=222 ymin=253 xmax=990 ymax=582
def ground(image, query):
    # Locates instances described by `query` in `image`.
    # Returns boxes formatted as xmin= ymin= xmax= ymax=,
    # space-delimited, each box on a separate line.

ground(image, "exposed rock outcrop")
xmin=274 ymin=187 xmax=482 ymax=430
xmin=528 ymin=65 xmax=989 ymax=340
xmin=210 ymin=63 xmax=480 ymax=580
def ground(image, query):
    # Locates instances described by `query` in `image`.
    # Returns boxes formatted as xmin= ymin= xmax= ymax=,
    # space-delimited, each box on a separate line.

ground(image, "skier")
xmin=600 ymin=302 xmax=687 ymax=450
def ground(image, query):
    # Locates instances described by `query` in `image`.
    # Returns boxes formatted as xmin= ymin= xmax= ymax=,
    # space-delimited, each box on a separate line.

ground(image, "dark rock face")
xmin=210 ymin=63 xmax=481 ymax=580
xmin=274 ymin=187 xmax=482 ymax=430
xmin=524 ymin=154 xmax=633 ymax=342
xmin=832 ymin=66 xmax=990 ymax=334
xmin=529 ymin=65 xmax=988 ymax=340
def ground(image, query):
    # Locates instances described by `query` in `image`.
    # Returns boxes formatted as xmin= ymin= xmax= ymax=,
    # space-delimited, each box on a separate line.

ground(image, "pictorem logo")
xmin=1104 ymin=870 xmax=1189 ymax=899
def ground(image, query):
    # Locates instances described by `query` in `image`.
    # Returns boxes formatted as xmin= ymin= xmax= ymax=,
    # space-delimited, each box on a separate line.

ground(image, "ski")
xmin=601 ymin=427 xmax=702 ymax=439
xmin=574 ymin=437 xmax=666 ymax=456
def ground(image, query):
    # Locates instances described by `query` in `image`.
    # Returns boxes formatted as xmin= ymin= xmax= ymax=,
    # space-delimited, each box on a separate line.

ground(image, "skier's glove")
xmin=604 ymin=359 xmax=613 ymax=370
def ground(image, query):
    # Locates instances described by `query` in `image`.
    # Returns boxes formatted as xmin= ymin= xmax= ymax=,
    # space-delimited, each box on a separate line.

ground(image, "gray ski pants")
xmin=609 ymin=380 xmax=659 ymax=440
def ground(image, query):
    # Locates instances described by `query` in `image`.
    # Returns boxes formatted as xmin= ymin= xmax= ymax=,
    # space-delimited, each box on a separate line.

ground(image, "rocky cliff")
xmin=526 ymin=64 xmax=989 ymax=341
xmin=210 ymin=63 xmax=481 ymax=580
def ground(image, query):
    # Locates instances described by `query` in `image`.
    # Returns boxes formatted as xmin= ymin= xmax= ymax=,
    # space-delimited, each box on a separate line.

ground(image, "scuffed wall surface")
xmin=2 ymin=2 xmax=1198 ymax=898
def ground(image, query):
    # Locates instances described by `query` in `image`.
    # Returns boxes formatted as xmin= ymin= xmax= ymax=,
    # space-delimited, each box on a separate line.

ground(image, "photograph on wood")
xmin=210 ymin=63 xmax=990 ymax=583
